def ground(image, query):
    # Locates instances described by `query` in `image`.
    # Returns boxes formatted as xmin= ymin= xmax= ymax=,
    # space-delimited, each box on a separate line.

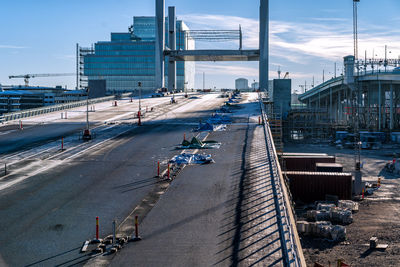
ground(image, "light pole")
xmin=83 ymin=86 xmax=92 ymax=140
xmin=138 ymin=81 xmax=142 ymax=126
xmin=184 ymin=81 xmax=188 ymax=98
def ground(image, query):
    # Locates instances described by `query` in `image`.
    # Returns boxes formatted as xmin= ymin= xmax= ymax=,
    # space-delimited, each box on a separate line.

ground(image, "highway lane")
xmin=0 ymin=94 xmax=184 ymax=155
xmin=0 ymin=93 xmax=226 ymax=266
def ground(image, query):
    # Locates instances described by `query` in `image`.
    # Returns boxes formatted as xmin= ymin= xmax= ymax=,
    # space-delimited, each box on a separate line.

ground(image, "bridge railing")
xmin=0 ymin=93 xmax=132 ymax=123
xmin=259 ymin=94 xmax=306 ymax=267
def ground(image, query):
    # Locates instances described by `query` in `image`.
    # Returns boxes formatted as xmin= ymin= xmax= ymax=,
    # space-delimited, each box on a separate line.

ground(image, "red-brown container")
xmin=315 ymin=163 xmax=343 ymax=172
xmin=284 ymin=171 xmax=352 ymax=203
xmin=281 ymin=155 xmax=335 ymax=171
xmin=282 ymin=153 xmax=328 ymax=157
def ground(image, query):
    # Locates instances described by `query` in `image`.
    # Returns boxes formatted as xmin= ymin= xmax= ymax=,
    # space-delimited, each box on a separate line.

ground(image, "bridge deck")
xmin=108 ymin=111 xmax=302 ymax=266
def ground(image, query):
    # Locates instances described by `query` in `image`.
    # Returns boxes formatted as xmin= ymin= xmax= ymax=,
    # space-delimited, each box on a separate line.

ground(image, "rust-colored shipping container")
xmin=315 ymin=163 xmax=343 ymax=172
xmin=282 ymin=153 xmax=328 ymax=157
xmin=281 ymin=155 xmax=335 ymax=171
xmin=284 ymin=171 xmax=352 ymax=203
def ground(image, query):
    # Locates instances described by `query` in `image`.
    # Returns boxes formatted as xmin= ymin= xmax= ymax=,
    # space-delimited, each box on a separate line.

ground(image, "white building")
xmin=235 ymin=78 xmax=249 ymax=90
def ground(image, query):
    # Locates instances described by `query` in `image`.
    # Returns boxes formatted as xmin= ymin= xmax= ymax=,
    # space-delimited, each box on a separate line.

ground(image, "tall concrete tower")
xmin=259 ymin=0 xmax=269 ymax=92
xmin=155 ymin=0 xmax=165 ymax=89
xmin=168 ymin=6 xmax=176 ymax=91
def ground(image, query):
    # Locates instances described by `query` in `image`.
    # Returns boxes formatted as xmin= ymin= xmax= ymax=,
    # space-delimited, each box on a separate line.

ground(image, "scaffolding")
xmin=285 ymin=108 xmax=335 ymax=142
xmin=77 ymin=44 xmax=94 ymax=90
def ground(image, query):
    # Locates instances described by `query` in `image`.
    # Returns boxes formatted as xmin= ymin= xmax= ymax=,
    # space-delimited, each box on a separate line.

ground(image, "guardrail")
xmin=259 ymin=95 xmax=306 ymax=267
xmin=0 ymin=93 xmax=132 ymax=123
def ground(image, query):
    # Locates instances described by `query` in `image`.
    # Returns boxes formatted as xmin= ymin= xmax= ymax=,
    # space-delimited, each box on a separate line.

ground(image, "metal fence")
xmin=0 ymin=93 xmax=132 ymax=123
xmin=259 ymin=94 xmax=306 ymax=267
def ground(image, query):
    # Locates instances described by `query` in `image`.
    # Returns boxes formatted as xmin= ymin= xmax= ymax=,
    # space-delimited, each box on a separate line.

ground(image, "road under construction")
xmin=0 ymin=92 xmax=305 ymax=266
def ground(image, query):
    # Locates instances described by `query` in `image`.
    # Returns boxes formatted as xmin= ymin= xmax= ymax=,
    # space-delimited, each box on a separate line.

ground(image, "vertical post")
xmin=157 ymin=161 xmax=160 ymax=177
xmin=155 ymin=0 xmax=165 ymax=89
xmin=96 ymin=216 xmax=99 ymax=240
xmin=378 ymin=79 xmax=381 ymax=131
xmin=330 ymin=87 xmax=332 ymax=122
xmin=61 ymin=137 xmax=64 ymax=150
xmin=384 ymin=45 xmax=387 ymax=72
xmin=183 ymin=133 xmax=186 ymax=141
xmin=334 ymin=62 xmax=337 ymax=78
xmin=132 ymin=215 xmax=142 ymax=241
xmin=86 ymin=86 xmax=90 ymax=132
xmin=259 ymin=0 xmax=269 ymax=93
xmin=203 ymin=72 xmax=205 ymax=90
xmin=112 ymin=220 xmax=116 ymax=245
xmin=239 ymin=25 xmax=242 ymax=50
xmin=135 ymin=216 xmax=139 ymax=238
xmin=76 ymin=43 xmax=79 ymax=89
xmin=167 ymin=163 xmax=170 ymax=179
xmin=390 ymin=83 xmax=394 ymax=130
xmin=138 ymin=82 xmax=142 ymax=126
xmin=168 ymin=6 xmax=176 ymax=92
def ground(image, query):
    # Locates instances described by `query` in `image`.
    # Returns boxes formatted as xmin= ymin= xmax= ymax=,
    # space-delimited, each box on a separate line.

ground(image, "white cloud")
xmin=180 ymin=13 xmax=400 ymax=89
xmin=181 ymin=14 xmax=400 ymax=61
xmin=0 ymin=45 xmax=27 ymax=49
xmin=196 ymin=62 xmax=258 ymax=77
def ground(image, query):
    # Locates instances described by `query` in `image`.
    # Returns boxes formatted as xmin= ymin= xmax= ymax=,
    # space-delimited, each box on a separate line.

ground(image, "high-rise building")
xmin=83 ymin=17 xmax=195 ymax=94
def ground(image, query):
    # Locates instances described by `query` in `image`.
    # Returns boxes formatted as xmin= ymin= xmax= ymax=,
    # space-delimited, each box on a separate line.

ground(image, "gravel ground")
xmin=285 ymin=142 xmax=400 ymax=267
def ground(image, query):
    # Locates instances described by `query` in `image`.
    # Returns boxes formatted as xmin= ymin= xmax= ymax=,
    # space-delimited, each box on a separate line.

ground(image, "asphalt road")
xmin=0 ymin=94 xmax=176 ymax=155
xmin=99 ymin=94 xmax=288 ymax=266
xmin=0 ymin=93 xmax=226 ymax=266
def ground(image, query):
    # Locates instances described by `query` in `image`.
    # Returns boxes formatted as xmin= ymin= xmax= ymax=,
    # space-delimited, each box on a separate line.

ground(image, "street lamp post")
xmin=138 ymin=82 xmax=142 ymax=126
xmin=184 ymin=81 xmax=188 ymax=98
xmin=83 ymin=86 xmax=92 ymax=140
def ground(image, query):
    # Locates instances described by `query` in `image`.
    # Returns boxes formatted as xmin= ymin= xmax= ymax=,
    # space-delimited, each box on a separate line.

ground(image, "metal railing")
xmin=0 ymin=93 xmax=131 ymax=123
xmin=259 ymin=94 xmax=306 ymax=267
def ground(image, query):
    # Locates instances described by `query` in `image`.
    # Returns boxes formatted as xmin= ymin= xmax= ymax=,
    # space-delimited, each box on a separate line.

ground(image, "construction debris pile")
xmin=169 ymin=153 xmax=214 ymax=165
xmin=297 ymin=200 xmax=359 ymax=241
xmin=180 ymin=137 xmax=221 ymax=149
xmin=194 ymin=122 xmax=226 ymax=132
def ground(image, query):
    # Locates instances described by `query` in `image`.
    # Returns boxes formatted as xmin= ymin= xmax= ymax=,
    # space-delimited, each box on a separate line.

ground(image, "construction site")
xmin=259 ymin=3 xmax=400 ymax=264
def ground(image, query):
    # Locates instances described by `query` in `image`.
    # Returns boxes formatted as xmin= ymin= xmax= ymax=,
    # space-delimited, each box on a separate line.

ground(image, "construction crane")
xmin=8 ymin=73 xmax=75 ymax=87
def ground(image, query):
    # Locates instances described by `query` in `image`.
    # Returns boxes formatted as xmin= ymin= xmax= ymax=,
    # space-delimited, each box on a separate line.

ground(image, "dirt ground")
xmin=284 ymin=142 xmax=400 ymax=267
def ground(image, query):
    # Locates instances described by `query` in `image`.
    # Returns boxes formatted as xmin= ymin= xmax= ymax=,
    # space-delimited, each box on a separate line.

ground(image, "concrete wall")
xmin=273 ymin=79 xmax=291 ymax=118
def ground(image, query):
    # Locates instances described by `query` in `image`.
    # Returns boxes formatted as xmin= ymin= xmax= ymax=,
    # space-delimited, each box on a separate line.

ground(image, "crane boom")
xmin=8 ymin=73 xmax=75 ymax=87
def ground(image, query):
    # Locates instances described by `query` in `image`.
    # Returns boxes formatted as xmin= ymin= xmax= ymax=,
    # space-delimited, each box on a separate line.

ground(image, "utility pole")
xmin=353 ymin=0 xmax=362 ymax=195
xmin=138 ymin=81 xmax=142 ymax=126
xmin=184 ymin=81 xmax=188 ymax=98
xmin=203 ymin=72 xmax=205 ymax=90
xmin=334 ymin=62 xmax=337 ymax=78
xmin=82 ymin=86 xmax=92 ymax=140
xmin=76 ymin=43 xmax=79 ymax=89
xmin=239 ymin=25 xmax=242 ymax=50
xmin=384 ymin=45 xmax=388 ymax=72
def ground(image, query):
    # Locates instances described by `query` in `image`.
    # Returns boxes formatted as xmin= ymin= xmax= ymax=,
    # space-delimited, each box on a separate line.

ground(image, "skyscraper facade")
xmin=83 ymin=17 xmax=195 ymax=94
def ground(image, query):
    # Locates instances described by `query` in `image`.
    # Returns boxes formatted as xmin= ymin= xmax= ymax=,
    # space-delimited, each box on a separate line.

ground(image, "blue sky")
xmin=0 ymin=0 xmax=399 ymax=92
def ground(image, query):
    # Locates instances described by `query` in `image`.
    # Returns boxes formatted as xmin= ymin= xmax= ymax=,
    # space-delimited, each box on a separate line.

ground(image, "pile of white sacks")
xmin=297 ymin=200 xmax=359 ymax=241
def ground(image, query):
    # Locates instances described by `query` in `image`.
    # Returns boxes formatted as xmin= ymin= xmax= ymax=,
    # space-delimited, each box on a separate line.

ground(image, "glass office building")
xmin=83 ymin=17 xmax=195 ymax=94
